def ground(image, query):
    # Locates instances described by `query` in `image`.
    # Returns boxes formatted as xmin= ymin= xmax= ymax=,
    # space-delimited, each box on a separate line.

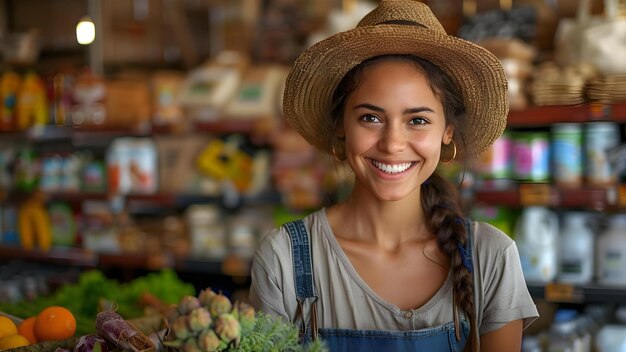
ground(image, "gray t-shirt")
xmin=250 ymin=208 xmax=538 ymax=335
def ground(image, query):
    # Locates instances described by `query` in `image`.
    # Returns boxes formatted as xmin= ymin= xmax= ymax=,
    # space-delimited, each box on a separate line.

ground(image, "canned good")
xmin=552 ymin=123 xmax=583 ymax=187
xmin=474 ymin=133 xmax=512 ymax=179
xmin=511 ymin=131 xmax=550 ymax=182
xmin=585 ymin=122 xmax=620 ymax=186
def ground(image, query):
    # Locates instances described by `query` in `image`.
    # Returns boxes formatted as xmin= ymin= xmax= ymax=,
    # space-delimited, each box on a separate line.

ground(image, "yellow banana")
xmin=31 ymin=205 xmax=51 ymax=252
xmin=17 ymin=196 xmax=52 ymax=252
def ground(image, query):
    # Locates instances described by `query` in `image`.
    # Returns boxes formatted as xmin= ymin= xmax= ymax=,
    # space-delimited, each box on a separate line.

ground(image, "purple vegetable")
xmin=96 ymin=311 xmax=154 ymax=352
xmin=73 ymin=334 xmax=109 ymax=352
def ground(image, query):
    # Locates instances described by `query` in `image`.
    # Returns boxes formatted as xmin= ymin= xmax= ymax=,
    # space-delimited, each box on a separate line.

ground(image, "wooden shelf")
xmin=508 ymin=102 xmax=626 ymax=127
xmin=528 ymin=282 xmax=626 ymax=305
xmin=0 ymin=246 xmax=98 ymax=267
xmin=473 ymin=184 xmax=615 ymax=210
xmin=0 ymin=117 xmax=272 ymax=143
xmin=0 ymin=245 xmax=250 ymax=276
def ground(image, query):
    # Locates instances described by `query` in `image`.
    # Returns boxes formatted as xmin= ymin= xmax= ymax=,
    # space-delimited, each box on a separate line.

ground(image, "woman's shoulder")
xmin=255 ymin=209 xmax=328 ymax=259
xmin=469 ymin=219 xmax=515 ymax=254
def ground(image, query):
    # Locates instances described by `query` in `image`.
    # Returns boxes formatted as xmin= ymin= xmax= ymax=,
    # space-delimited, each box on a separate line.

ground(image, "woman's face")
xmin=341 ymin=60 xmax=454 ymax=202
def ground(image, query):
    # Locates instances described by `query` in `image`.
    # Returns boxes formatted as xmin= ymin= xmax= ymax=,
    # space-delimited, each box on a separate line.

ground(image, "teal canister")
xmin=551 ymin=123 xmax=583 ymax=187
xmin=585 ymin=122 xmax=620 ymax=186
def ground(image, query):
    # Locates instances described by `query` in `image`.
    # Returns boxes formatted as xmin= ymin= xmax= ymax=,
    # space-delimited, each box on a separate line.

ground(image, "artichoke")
xmin=182 ymin=338 xmax=202 ymax=352
xmin=178 ymin=295 xmax=201 ymax=316
xmin=236 ymin=301 xmax=255 ymax=321
xmin=209 ymin=294 xmax=232 ymax=318
xmin=197 ymin=330 xmax=224 ymax=352
xmin=198 ymin=288 xmax=217 ymax=307
xmin=188 ymin=307 xmax=212 ymax=333
xmin=214 ymin=314 xmax=241 ymax=346
xmin=171 ymin=315 xmax=191 ymax=340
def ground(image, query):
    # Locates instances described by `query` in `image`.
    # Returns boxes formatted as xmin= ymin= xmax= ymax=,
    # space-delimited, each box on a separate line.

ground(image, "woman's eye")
xmin=409 ymin=117 xmax=428 ymax=125
xmin=361 ymin=114 xmax=381 ymax=123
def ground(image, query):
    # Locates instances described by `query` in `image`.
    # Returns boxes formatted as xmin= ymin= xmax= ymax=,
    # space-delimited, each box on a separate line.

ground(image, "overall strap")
xmin=283 ymin=219 xmax=318 ymax=342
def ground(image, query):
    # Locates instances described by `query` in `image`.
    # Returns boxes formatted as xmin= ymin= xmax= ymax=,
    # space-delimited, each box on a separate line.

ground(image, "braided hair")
xmin=331 ymin=54 xmax=477 ymax=352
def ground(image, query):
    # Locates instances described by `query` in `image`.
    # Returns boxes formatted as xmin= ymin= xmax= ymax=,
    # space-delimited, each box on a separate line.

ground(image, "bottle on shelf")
xmin=515 ymin=206 xmax=559 ymax=283
xmin=551 ymin=123 xmax=583 ymax=188
xmin=548 ymin=309 xmax=582 ymax=352
xmin=558 ymin=211 xmax=594 ymax=284
xmin=596 ymin=214 xmax=626 ymax=286
xmin=585 ymin=122 xmax=620 ymax=187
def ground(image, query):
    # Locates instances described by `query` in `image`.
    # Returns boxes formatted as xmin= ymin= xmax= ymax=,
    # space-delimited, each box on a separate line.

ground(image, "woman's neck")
xmin=328 ymin=186 xmax=432 ymax=251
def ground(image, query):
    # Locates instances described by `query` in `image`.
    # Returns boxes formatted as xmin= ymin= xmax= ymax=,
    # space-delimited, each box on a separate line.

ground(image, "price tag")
xmin=221 ymin=254 xmax=250 ymax=277
xmin=545 ymin=283 xmax=583 ymax=303
xmin=589 ymin=103 xmax=612 ymax=120
xmin=147 ymin=254 xmax=170 ymax=269
xmin=519 ymin=184 xmax=553 ymax=206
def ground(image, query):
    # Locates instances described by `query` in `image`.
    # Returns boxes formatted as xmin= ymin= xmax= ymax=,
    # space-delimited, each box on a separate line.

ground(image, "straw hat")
xmin=283 ymin=0 xmax=508 ymax=157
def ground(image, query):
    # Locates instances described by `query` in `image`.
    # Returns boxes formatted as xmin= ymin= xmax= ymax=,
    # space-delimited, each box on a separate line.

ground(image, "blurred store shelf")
xmin=528 ymin=282 xmax=626 ymax=305
xmin=508 ymin=102 xmax=626 ymax=127
xmin=0 ymin=246 xmax=98 ymax=267
xmin=473 ymin=184 xmax=616 ymax=210
xmin=0 ymin=245 xmax=250 ymax=277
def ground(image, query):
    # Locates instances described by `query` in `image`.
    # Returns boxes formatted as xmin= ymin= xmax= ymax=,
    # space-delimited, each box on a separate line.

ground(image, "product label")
xmin=602 ymin=250 xmax=624 ymax=279
xmin=513 ymin=135 xmax=549 ymax=182
xmin=560 ymin=260 xmax=582 ymax=274
xmin=552 ymin=136 xmax=582 ymax=185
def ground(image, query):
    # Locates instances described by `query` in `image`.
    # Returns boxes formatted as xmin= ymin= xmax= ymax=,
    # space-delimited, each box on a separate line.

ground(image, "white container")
xmin=595 ymin=325 xmax=626 ymax=352
xmin=515 ymin=206 xmax=559 ymax=283
xmin=597 ymin=214 xmax=626 ymax=286
xmin=558 ymin=212 xmax=594 ymax=284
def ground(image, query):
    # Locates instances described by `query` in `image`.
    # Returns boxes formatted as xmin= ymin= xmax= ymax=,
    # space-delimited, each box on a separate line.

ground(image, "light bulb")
xmin=76 ymin=16 xmax=95 ymax=45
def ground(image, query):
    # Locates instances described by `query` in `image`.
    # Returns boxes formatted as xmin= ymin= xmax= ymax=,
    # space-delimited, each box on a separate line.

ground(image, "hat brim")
xmin=283 ymin=24 xmax=508 ymax=157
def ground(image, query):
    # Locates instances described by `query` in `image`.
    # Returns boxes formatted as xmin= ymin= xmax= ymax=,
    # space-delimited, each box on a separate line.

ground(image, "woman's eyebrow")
xmin=353 ymin=103 xmax=434 ymax=114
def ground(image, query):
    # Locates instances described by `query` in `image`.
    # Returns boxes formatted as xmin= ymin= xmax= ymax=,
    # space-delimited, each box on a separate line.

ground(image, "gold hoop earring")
xmin=440 ymin=140 xmax=457 ymax=165
xmin=331 ymin=145 xmax=343 ymax=162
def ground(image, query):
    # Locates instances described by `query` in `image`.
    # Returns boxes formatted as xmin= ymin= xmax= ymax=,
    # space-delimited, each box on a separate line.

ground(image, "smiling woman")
xmin=337 ymin=57 xmax=452 ymax=203
xmin=249 ymin=1 xmax=539 ymax=352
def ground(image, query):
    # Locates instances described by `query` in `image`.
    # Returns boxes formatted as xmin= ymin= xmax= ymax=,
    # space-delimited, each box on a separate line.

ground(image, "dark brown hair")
xmin=330 ymin=54 xmax=477 ymax=352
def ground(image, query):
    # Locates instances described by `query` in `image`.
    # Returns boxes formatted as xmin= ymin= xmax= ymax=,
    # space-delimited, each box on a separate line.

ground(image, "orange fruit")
xmin=17 ymin=317 xmax=38 ymax=344
xmin=33 ymin=306 xmax=76 ymax=342
xmin=0 ymin=316 xmax=18 ymax=339
xmin=0 ymin=334 xmax=30 ymax=349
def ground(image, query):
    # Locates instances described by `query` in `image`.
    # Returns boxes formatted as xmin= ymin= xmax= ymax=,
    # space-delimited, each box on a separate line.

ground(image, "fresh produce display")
xmin=1 ymin=273 xmax=327 ymax=351
xmin=16 ymin=317 xmax=37 ymax=344
xmin=0 ymin=334 xmax=30 ymax=350
xmin=0 ymin=316 xmax=18 ymax=338
xmin=0 ymin=270 xmax=194 ymax=336
xmin=33 ymin=306 xmax=76 ymax=342
xmin=161 ymin=288 xmax=327 ymax=352
xmin=95 ymin=311 xmax=153 ymax=352
xmin=72 ymin=334 xmax=109 ymax=352
xmin=0 ymin=306 xmax=77 ymax=351
xmin=0 ymin=316 xmax=30 ymax=350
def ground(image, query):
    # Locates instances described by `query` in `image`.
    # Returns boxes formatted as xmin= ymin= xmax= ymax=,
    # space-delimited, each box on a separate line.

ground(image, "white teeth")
xmin=372 ymin=161 xmax=413 ymax=174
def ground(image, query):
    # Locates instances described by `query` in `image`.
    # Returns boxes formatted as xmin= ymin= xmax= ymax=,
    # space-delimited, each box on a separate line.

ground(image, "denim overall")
xmin=283 ymin=220 xmax=472 ymax=352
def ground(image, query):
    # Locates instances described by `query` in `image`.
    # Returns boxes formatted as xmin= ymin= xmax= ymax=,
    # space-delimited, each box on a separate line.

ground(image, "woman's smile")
xmin=370 ymin=159 xmax=417 ymax=175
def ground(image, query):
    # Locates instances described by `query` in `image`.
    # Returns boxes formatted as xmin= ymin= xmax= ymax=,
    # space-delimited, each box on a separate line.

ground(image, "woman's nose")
xmin=378 ymin=124 xmax=406 ymax=153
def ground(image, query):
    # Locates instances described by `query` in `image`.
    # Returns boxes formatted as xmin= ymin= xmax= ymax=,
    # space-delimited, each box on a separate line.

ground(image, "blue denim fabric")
xmin=319 ymin=320 xmax=468 ymax=351
xmin=283 ymin=219 xmax=473 ymax=352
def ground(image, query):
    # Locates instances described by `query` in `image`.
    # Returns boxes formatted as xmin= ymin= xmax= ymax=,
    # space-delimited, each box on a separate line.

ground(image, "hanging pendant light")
xmin=76 ymin=16 xmax=96 ymax=45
